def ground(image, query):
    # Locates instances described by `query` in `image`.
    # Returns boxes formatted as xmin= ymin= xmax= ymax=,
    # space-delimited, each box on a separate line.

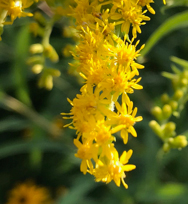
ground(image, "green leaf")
xmin=12 ymin=24 xmax=32 ymax=106
xmin=0 ymin=117 xmax=29 ymax=132
xmin=171 ymin=56 xmax=188 ymax=69
xmin=0 ymin=140 xmax=70 ymax=159
xmin=161 ymin=0 xmax=188 ymax=13
xmin=57 ymin=175 xmax=99 ymax=204
xmin=140 ymin=11 xmax=188 ymax=57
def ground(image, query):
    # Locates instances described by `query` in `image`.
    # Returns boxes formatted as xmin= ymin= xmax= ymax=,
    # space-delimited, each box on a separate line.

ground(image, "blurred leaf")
xmin=12 ymin=25 xmax=32 ymax=106
xmin=162 ymin=0 xmax=188 ymax=12
xmin=171 ymin=56 xmax=188 ymax=69
xmin=57 ymin=175 xmax=99 ymax=204
xmin=140 ymin=11 xmax=188 ymax=57
xmin=0 ymin=140 xmax=69 ymax=159
xmin=156 ymin=182 xmax=187 ymax=199
xmin=0 ymin=117 xmax=29 ymax=132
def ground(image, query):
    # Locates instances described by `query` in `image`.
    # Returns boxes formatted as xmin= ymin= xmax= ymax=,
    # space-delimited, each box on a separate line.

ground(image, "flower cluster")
xmin=62 ymin=0 xmax=165 ymax=188
xmin=150 ymin=56 xmax=188 ymax=152
xmin=0 ymin=0 xmax=39 ymax=40
xmin=6 ymin=181 xmax=52 ymax=204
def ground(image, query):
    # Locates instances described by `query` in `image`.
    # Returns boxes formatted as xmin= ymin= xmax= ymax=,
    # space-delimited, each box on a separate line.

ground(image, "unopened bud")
xmin=182 ymin=70 xmax=188 ymax=78
xmin=163 ymin=143 xmax=170 ymax=152
xmin=38 ymin=74 xmax=53 ymax=90
xmin=162 ymin=104 xmax=172 ymax=119
xmin=171 ymin=135 xmax=188 ymax=149
xmin=180 ymin=78 xmax=188 ymax=87
xmin=46 ymin=68 xmax=61 ymax=77
xmin=169 ymin=100 xmax=178 ymax=111
xmin=173 ymin=89 xmax=183 ymax=100
xmin=29 ymin=44 xmax=44 ymax=54
xmin=34 ymin=11 xmax=46 ymax=26
xmin=149 ymin=120 xmax=162 ymax=138
xmin=161 ymin=93 xmax=169 ymax=104
xmin=44 ymin=45 xmax=59 ymax=63
xmin=151 ymin=106 xmax=163 ymax=121
xmin=27 ymin=56 xmax=43 ymax=65
xmin=163 ymin=122 xmax=176 ymax=138
xmin=31 ymin=64 xmax=43 ymax=74
xmin=29 ymin=22 xmax=44 ymax=37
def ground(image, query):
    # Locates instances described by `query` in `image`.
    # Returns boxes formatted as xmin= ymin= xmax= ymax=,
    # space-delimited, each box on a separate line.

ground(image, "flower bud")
xmin=151 ymin=106 xmax=163 ymax=121
xmin=171 ymin=135 xmax=188 ymax=149
xmin=34 ymin=11 xmax=46 ymax=26
xmin=46 ymin=68 xmax=61 ymax=77
xmin=161 ymin=93 xmax=169 ymax=104
xmin=31 ymin=64 xmax=43 ymax=74
xmin=162 ymin=122 xmax=176 ymax=139
xmin=180 ymin=78 xmax=188 ymax=87
xmin=38 ymin=74 xmax=53 ymax=90
xmin=182 ymin=70 xmax=188 ymax=78
xmin=44 ymin=45 xmax=59 ymax=63
xmin=163 ymin=143 xmax=170 ymax=152
xmin=26 ymin=56 xmax=43 ymax=65
xmin=173 ymin=89 xmax=183 ymax=100
xmin=29 ymin=22 xmax=44 ymax=37
xmin=29 ymin=44 xmax=44 ymax=54
xmin=169 ymin=100 xmax=178 ymax=111
xmin=149 ymin=120 xmax=162 ymax=138
xmin=162 ymin=104 xmax=172 ymax=119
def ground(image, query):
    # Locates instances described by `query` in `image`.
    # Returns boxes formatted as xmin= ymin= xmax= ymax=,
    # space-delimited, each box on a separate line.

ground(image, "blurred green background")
xmin=1 ymin=1 xmax=188 ymax=204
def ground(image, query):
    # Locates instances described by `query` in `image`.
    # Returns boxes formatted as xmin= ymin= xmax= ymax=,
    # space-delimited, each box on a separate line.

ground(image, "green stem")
xmin=0 ymin=92 xmax=61 ymax=137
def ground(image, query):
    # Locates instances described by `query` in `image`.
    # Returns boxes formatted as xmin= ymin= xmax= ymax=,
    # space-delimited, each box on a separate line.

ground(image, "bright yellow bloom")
xmin=62 ymin=84 xmax=111 ymax=134
xmin=138 ymin=0 xmax=155 ymax=14
xmin=94 ymin=149 xmax=136 ymax=188
xmin=110 ymin=0 xmax=150 ymax=38
xmin=69 ymin=0 xmax=101 ymax=30
xmin=6 ymin=181 xmax=52 ymax=204
xmin=98 ymin=64 xmax=143 ymax=101
xmin=109 ymin=93 xmax=143 ymax=144
xmin=74 ymin=138 xmax=98 ymax=174
xmin=105 ymin=35 xmax=145 ymax=75
xmin=0 ymin=0 xmax=34 ymax=24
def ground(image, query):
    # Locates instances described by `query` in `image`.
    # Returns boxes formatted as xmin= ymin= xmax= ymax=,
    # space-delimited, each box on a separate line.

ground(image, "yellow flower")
xmin=94 ymin=149 xmax=136 ymax=188
xmin=138 ymin=0 xmax=155 ymax=14
xmin=6 ymin=181 xmax=52 ymax=204
xmin=109 ymin=93 xmax=143 ymax=144
xmin=97 ymin=64 xmax=143 ymax=101
xmin=105 ymin=35 xmax=145 ymax=75
xmin=74 ymin=138 xmax=98 ymax=174
xmin=110 ymin=0 xmax=150 ymax=38
xmin=69 ymin=0 xmax=101 ymax=30
xmin=62 ymin=84 xmax=111 ymax=134
xmin=0 ymin=0 xmax=34 ymax=24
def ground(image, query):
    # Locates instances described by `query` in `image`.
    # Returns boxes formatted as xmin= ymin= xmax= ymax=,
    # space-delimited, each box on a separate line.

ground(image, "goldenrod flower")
xmin=62 ymin=0 xmax=151 ymax=188
xmin=138 ymin=0 xmax=155 ymax=14
xmin=110 ymin=0 xmax=150 ymax=38
xmin=6 ymin=181 xmax=52 ymax=204
xmin=74 ymin=138 xmax=98 ymax=174
xmin=62 ymin=84 xmax=111 ymax=134
xmin=0 ymin=0 xmax=33 ymax=23
xmin=110 ymin=93 xmax=143 ymax=144
xmin=94 ymin=149 xmax=136 ymax=188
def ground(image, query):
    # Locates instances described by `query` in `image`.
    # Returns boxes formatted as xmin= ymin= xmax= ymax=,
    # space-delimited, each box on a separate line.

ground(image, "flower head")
xmin=110 ymin=93 xmax=143 ymax=144
xmin=0 ymin=0 xmax=33 ymax=23
xmin=94 ymin=149 xmax=136 ymax=188
xmin=6 ymin=181 xmax=52 ymax=204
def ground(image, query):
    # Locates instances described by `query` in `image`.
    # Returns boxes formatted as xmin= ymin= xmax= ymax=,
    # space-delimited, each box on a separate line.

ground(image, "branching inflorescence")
xmin=62 ymin=0 xmax=166 ymax=188
xmin=0 ymin=0 xmax=166 ymax=188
